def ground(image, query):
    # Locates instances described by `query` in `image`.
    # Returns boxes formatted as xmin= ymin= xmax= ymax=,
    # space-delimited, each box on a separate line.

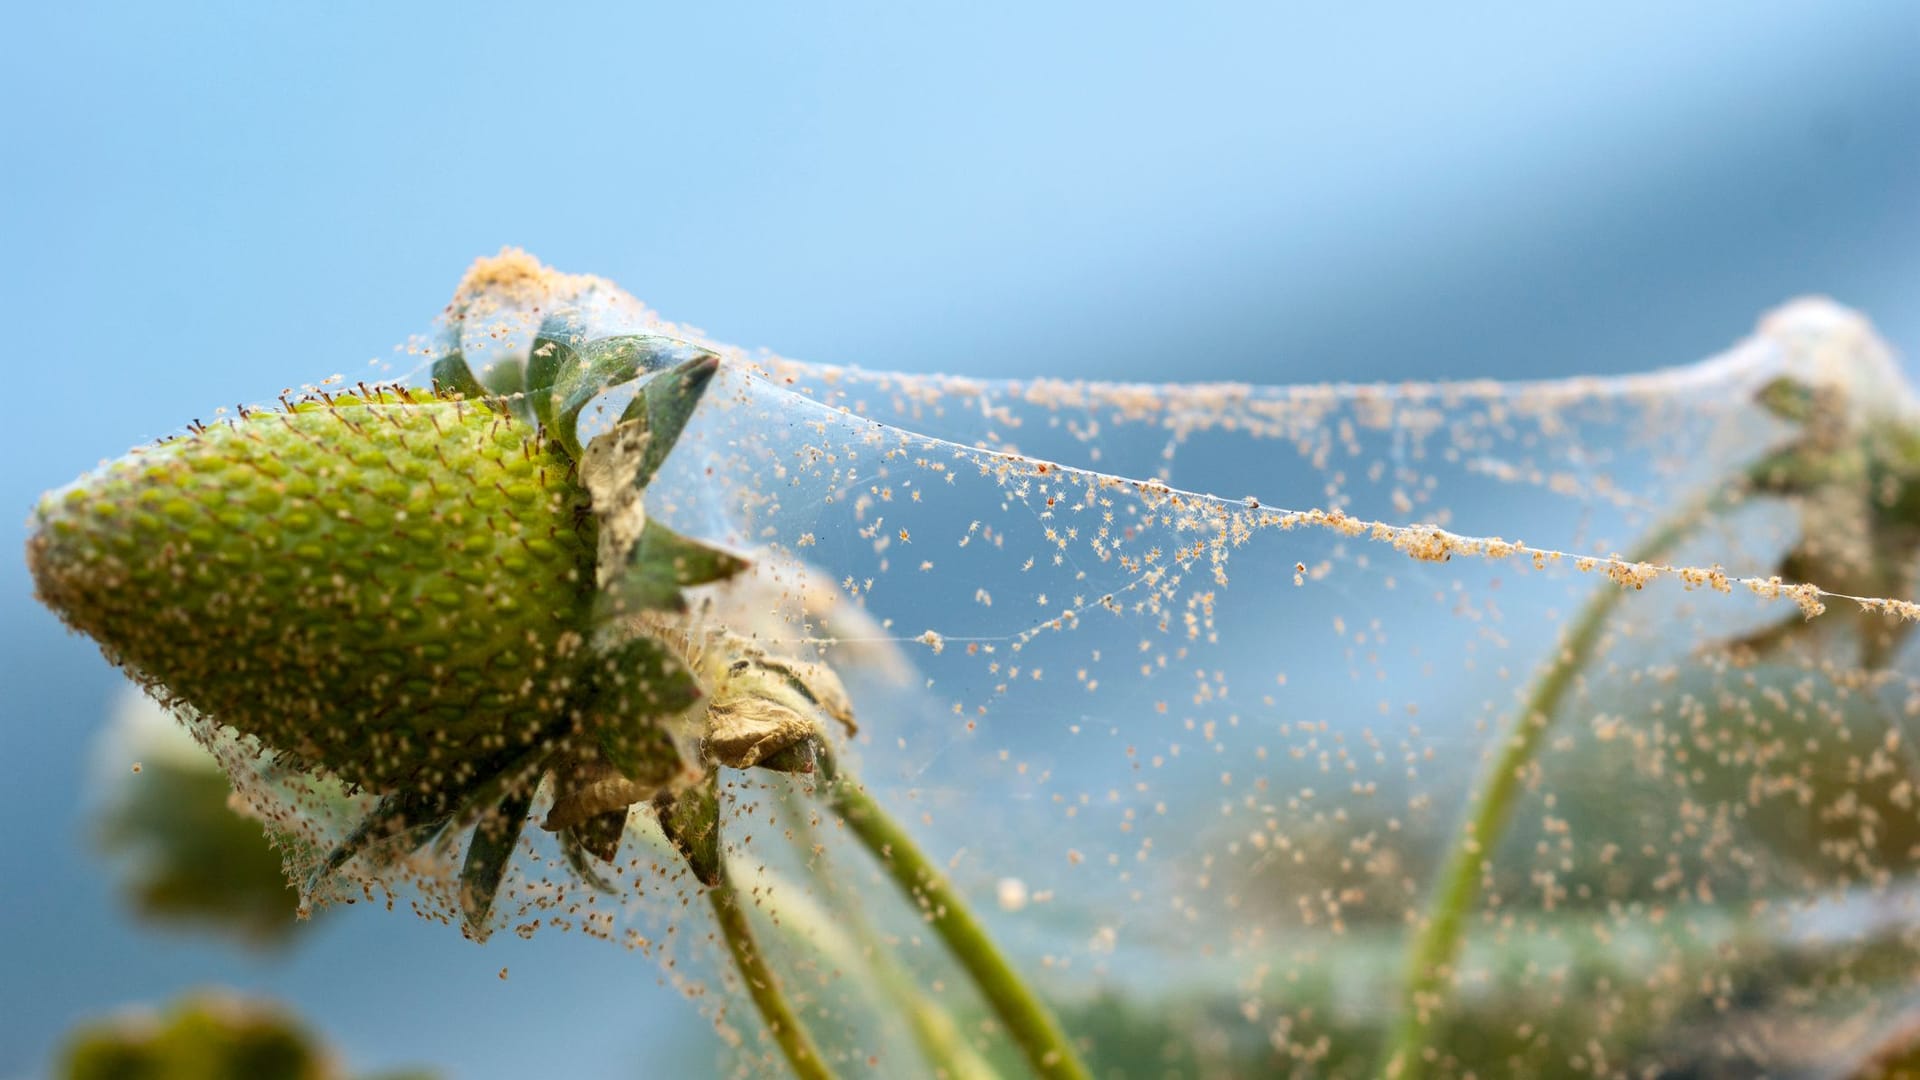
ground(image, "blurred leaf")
xmin=96 ymin=749 xmax=308 ymax=948
xmin=59 ymin=993 xmax=337 ymax=1080
xmin=57 ymin=992 xmax=439 ymax=1080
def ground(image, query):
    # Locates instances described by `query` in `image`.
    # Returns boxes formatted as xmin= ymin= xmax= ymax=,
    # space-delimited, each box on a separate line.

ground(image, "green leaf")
xmin=431 ymin=322 xmax=517 ymax=413
xmin=430 ymin=349 xmax=488 ymax=404
xmin=459 ymin=785 xmax=535 ymax=940
xmin=482 ymin=356 xmax=530 ymax=424
xmin=560 ymin=826 xmax=618 ymax=893
xmin=1743 ymin=443 xmax=1834 ymax=497
xmin=622 ymin=352 xmax=721 ymax=489
xmin=551 ymin=335 xmax=717 ymax=461
xmin=305 ymin=789 xmax=453 ymax=900
xmin=310 ymin=737 xmax=555 ymax=903
xmin=551 ymin=335 xmax=650 ymax=458
xmin=1755 ymin=376 xmax=1822 ymax=424
xmin=586 ymin=633 xmax=702 ymax=728
xmin=567 ymin=808 xmax=629 ymax=865
xmin=596 ymin=711 xmax=688 ymax=788
xmin=525 ymin=313 xmax=587 ymax=433
xmin=656 ymin=774 xmax=721 ymax=886
xmin=607 ymin=519 xmax=751 ymax=615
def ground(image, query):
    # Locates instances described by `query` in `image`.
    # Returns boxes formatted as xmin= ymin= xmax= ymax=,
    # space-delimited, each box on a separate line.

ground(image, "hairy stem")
xmin=816 ymin=744 xmax=1091 ymax=1080
xmin=710 ymin=860 xmax=837 ymax=1080
xmin=1382 ymin=491 xmax=1735 ymax=1079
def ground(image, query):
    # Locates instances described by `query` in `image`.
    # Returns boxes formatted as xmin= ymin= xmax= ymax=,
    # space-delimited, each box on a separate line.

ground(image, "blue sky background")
xmin=2 ymin=3 xmax=1917 ymax=1077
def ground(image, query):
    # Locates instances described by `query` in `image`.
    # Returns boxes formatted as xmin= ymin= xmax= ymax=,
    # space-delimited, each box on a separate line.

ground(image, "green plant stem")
xmin=709 ymin=861 xmax=836 ymax=1080
xmin=1381 ymin=491 xmax=1735 ymax=1079
xmin=887 ymin=977 xmax=1001 ymax=1080
xmin=737 ymin=854 xmax=999 ymax=1080
xmin=816 ymin=744 xmax=1091 ymax=1080
xmin=767 ymin=783 xmax=999 ymax=1080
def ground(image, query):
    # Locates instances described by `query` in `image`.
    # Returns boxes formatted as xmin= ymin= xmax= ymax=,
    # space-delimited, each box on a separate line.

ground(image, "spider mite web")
xmin=202 ymin=253 xmax=1920 ymax=1078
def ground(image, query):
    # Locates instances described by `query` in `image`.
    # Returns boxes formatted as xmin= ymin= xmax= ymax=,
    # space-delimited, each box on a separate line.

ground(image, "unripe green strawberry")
xmin=27 ymin=387 xmax=613 ymax=793
xmin=29 ymin=280 xmax=749 ymax=936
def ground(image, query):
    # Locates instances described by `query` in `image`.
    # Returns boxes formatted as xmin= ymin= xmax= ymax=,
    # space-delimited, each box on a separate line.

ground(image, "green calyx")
xmin=29 ymin=320 xmax=749 ymax=937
